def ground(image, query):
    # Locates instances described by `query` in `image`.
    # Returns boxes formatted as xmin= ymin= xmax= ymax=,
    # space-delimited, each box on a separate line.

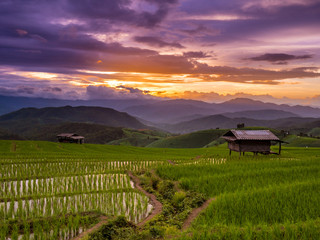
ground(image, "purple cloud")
xmin=134 ymin=36 xmax=184 ymax=48
xmin=86 ymin=85 xmax=156 ymax=100
xmin=248 ymin=53 xmax=312 ymax=63
xmin=183 ymin=51 xmax=211 ymax=58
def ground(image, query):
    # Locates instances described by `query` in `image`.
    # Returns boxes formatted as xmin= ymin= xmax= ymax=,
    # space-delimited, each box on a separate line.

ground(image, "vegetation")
xmin=157 ymin=147 xmax=320 ymax=239
xmin=0 ymin=140 xmax=214 ymax=239
xmin=146 ymin=129 xmax=227 ymax=148
xmin=108 ymin=128 xmax=168 ymax=147
xmin=309 ymin=127 xmax=320 ymax=137
xmin=283 ymin=134 xmax=320 ymax=147
xmin=0 ymin=139 xmax=319 ymax=239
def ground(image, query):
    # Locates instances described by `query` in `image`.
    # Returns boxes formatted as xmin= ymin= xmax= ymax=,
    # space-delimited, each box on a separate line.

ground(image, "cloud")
xmin=0 ymin=85 xmax=77 ymax=99
xmin=86 ymin=85 xmax=158 ymax=100
xmin=175 ymin=90 xmax=320 ymax=107
xmin=183 ymin=51 xmax=211 ymax=58
xmin=66 ymin=0 xmax=178 ymax=28
xmin=134 ymin=36 xmax=184 ymax=48
xmin=247 ymin=53 xmax=313 ymax=64
xmin=117 ymin=85 xmax=150 ymax=94
xmin=1 ymin=0 xmax=320 ymax=103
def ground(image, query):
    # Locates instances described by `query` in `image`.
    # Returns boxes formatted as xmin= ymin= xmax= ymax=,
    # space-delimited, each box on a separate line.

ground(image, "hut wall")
xmin=239 ymin=140 xmax=271 ymax=152
xmin=228 ymin=141 xmax=240 ymax=151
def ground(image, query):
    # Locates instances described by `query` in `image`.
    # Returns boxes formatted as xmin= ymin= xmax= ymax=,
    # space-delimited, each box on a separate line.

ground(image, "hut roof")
xmin=57 ymin=133 xmax=84 ymax=139
xmin=222 ymin=130 xmax=279 ymax=141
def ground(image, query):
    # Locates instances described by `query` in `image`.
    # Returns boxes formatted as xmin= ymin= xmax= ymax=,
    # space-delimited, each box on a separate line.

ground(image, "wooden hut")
xmin=221 ymin=130 xmax=282 ymax=155
xmin=57 ymin=133 xmax=84 ymax=144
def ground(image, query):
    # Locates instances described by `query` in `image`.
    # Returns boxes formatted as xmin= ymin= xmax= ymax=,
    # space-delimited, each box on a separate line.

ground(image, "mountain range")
xmin=124 ymin=98 xmax=320 ymax=123
xmin=1 ymin=95 xmax=320 ymax=137
xmin=0 ymin=106 xmax=149 ymax=137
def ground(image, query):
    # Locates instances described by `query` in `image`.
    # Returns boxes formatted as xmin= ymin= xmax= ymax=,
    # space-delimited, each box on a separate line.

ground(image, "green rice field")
xmin=157 ymin=147 xmax=320 ymax=239
xmin=0 ymin=140 xmax=319 ymax=239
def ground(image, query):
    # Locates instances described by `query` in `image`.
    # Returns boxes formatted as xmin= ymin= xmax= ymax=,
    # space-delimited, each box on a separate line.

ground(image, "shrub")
xmin=158 ymin=180 xmax=175 ymax=200
xmin=172 ymin=191 xmax=186 ymax=209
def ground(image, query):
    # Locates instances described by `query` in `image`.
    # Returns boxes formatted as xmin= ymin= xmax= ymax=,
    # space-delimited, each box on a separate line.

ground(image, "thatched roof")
xmin=222 ymin=130 xmax=279 ymax=141
xmin=57 ymin=133 xmax=84 ymax=139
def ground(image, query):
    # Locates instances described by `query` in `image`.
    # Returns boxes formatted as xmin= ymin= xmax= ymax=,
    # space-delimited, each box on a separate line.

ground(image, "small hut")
xmin=57 ymin=133 xmax=84 ymax=144
xmin=221 ymin=130 xmax=282 ymax=156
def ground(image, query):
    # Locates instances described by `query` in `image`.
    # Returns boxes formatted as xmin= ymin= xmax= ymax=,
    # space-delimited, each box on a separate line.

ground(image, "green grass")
xmin=1 ymin=139 xmax=319 ymax=239
xmin=195 ymin=181 xmax=319 ymax=226
xmin=108 ymin=128 xmax=165 ymax=147
xmin=146 ymin=129 xmax=228 ymax=148
xmin=157 ymin=147 xmax=320 ymax=239
xmin=309 ymin=127 xmax=320 ymax=138
xmin=1 ymin=140 xmax=213 ymax=239
xmin=283 ymin=135 xmax=320 ymax=147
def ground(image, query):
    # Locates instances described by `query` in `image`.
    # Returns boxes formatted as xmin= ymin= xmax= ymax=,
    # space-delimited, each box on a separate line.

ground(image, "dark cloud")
xmin=1 ymin=0 xmax=320 ymax=101
xmin=0 ymin=83 xmax=81 ymax=99
xmin=248 ymin=53 xmax=313 ymax=63
xmin=117 ymin=85 xmax=150 ymax=94
xmin=183 ymin=51 xmax=211 ymax=58
xmin=181 ymin=25 xmax=210 ymax=35
xmin=17 ymin=87 xmax=35 ymax=94
xmin=44 ymin=87 xmax=62 ymax=92
xmin=66 ymin=0 xmax=177 ymax=28
xmin=134 ymin=36 xmax=184 ymax=48
xmin=177 ymin=1 xmax=320 ymax=45
xmin=86 ymin=85 xmax=156 ymax=100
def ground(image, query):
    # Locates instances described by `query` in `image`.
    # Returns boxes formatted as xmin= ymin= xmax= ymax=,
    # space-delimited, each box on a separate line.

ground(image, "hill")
xmin=218 ymin=98 xmax=320 ymax=117
xmin=0 ymin=106 xmax=149 ymax=135
xmin=0 ymin=128 xmax=24 ymax=140
xmin=222 ymin=109 xmax=299 ymax=120
xmin=2 ymin=95 xmax=320 ymax=125
xmin=29 ymin=122 xmax=125 ymax=144
xmin=147 ymin=127 xmax=284 ymax=148
xmin=108 ymin=129 xmax=169 ymax=147
xmin=0 ymin=121 xmax=168 ymax=146
xmin=165 ymin=114 xmax=320 ymax=134
xmin=146 ymin=129 xmax=228 ymax=148
xmin=309 ymin=127 xmax=320 ymax=138
xmin=0 ymin=95 xmax=158 ymax=115
xmin=124 ymin=99 xmax=218 ymax=123
xmin=124 ymin=98 xmax=320 ymax=124
xmin=283 ymin=135 xmax=320 ymax=147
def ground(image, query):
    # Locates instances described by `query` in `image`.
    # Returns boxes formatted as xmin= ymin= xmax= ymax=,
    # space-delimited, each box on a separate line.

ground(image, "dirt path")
xmin=182 ymin=197 xmax=216 ymax=230
xmin=72 ymin=216 xmax=108 ymax=240
xmin=127 ymin=171 xmax=163 ymax=227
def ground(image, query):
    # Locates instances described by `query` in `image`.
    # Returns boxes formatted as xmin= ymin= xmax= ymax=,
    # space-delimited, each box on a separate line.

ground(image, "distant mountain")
xmin=2 ymin=95 xmax=320 ymax=127
xmin=165 ymin=114 xmax=320 ymax=134
xmin=0 ymin=106 xmax=149 ymax=135
xmin=123 ymin=99 xmax=218 ymax=123
xmin=222 ymin=109 xmax=300 ymax=120
xmin=0 ymin=95 xmax=159 ymax=115
xmin=218 ymin=98 xmax=320 ymax=117
xmin=124 ymin=98 xmax=320 ymax=123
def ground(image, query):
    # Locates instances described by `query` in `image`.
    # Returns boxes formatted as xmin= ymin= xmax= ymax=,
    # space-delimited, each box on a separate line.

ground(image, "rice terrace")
xmin=1 ymin=0 xmax=320 ymax=239
xmin=0 ymin=139 xmax=319 ymax=239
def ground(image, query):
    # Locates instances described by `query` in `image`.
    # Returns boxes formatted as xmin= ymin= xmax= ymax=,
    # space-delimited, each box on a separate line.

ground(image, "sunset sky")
xmin=1 ymin=0 xmax=320 ymax=106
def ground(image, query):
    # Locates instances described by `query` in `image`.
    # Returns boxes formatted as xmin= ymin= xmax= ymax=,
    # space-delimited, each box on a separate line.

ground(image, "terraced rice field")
xmin=1 ymin=140 xmax=319 ymax=239
xmin=0 ymin=140 xmax=214 ymax=240
xmin=157 ymin=147 xmax=320 ymax=239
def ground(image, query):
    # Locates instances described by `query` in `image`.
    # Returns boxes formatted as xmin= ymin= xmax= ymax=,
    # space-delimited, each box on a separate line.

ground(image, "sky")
xmin=1 ymin=0 xmax=320 ymax=106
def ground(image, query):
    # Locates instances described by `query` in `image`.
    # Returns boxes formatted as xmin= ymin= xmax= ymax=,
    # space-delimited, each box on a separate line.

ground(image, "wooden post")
xmin=229 ymin=149 xmax=232 ymax=156
xmin=279 ymin=141 xmax=282 ymax=155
